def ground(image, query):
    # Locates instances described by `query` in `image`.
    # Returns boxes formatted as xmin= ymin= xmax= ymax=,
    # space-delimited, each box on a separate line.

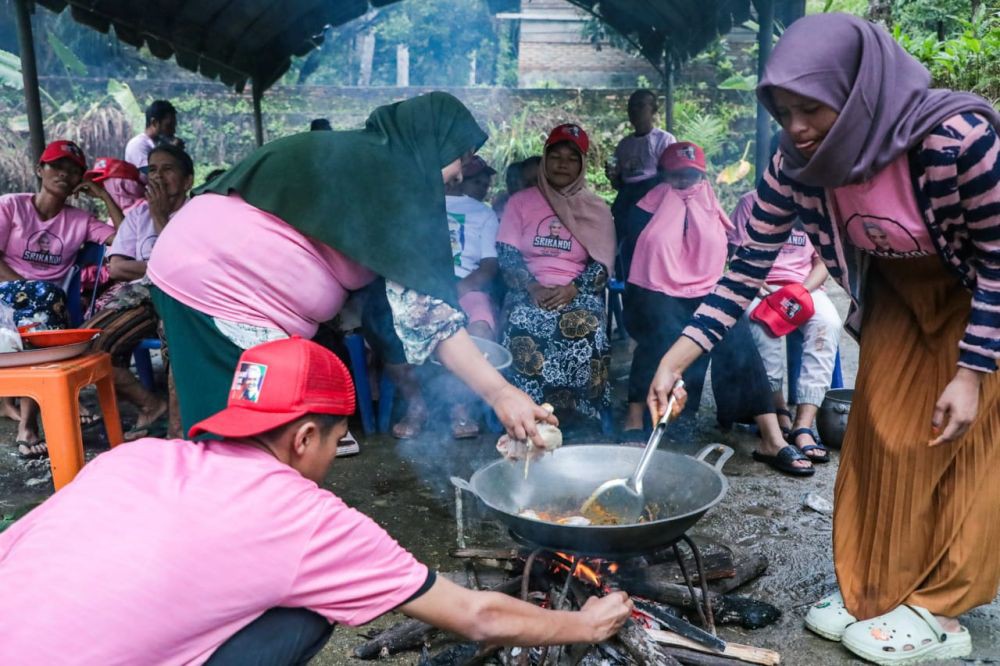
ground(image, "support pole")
xmin=14 ymin=0 xmax=45 ymax=163
xmin=755 ymin=0 xmax=775 ymax=179
xmin=251 ymin=78 xmax=264 ymax=147
xmin=664 ymin=53 xmax=675 ymax=134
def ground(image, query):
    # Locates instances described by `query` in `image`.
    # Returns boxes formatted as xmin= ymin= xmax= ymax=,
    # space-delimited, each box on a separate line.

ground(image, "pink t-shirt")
xmin=0 ymin=439 xmax=430 ymax=666
xmin=0 ymin=193 xmax=114 ymax=282
xmin=831 ymin=154 xmax=933 ymax=258
xmin=147 ymin=193 xmax=376 ymax=338
xmin=628 ymin=182 xmax=735 ymax=299
xmin=497 ymin=187 xmax=590 ymax=287
xmin=614 ymin=128 xmax=676 ymax=184
xmin=731 ymin=192 xmax=816 ymax=284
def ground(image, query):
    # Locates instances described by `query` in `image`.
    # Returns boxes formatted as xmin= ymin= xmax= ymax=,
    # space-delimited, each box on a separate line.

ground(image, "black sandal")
xmin=15 ymin=440 xmax=48 ymax=460
xmin=752 ymin=445 xmax=815 ymax=477
xmin=775 ymin=408 xmax=793 ymax=439
xmin=789 ymin=427 xmax=830 ymax=463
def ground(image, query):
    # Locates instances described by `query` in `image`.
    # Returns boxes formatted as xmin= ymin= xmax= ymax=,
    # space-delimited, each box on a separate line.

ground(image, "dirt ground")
xmin=1 ymin=284 xmax=998 ymax=665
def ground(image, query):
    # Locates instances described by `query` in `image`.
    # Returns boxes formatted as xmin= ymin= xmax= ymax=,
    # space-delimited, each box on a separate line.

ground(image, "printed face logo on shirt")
xmin=231 ymin=362 xmax=267 ymax=403
xmin=845 ymin=214 xmax=925 ymax=258
xmin=139 ymin=234 xmax=159 ymax=261
xmin=22 ymin=230 xmax=64 ymax=266
xmin=533 ymin=217 xmax=572 ymax=256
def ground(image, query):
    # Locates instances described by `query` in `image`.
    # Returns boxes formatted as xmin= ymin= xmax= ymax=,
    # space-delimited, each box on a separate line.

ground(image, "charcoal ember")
xmin=418 ymin=642 xmax=487 ymax=665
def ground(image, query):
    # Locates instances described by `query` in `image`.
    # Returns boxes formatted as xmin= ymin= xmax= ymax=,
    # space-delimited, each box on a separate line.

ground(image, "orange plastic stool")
xmin=0 ymin=351 xmax=123 ymax=491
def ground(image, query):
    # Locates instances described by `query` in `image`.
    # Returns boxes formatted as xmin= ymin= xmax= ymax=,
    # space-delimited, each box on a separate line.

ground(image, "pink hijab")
xmin=537 ymin=143 xmax=616 ymax=275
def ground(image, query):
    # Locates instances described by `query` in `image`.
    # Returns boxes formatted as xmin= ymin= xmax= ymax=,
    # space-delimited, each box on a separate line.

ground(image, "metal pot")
xmin=451 ymin=444 xmax=733 ymax=558
xmin=817 ymin=388 xmax=853 ymax=450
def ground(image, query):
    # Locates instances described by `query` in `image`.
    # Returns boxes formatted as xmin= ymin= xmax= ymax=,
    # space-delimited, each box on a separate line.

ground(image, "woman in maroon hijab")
xmin=648 ymin=13 xmax=1000 ymax=664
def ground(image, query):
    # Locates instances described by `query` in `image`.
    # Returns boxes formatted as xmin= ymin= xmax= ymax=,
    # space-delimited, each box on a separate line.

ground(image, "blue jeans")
xmin=206 ymin=608 xmax=333 ymax=666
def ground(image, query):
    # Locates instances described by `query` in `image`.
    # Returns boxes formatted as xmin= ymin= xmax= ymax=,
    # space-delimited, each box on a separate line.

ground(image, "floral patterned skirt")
xmin=0 ymin=279 xmax=69 ymax=331
xmin=501 ymin=290 xmax=610 ymax=420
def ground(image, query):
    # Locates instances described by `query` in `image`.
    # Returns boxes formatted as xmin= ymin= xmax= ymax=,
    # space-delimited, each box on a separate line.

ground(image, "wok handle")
xmin=694 ymin=444 xmax=734 ymax=471
xmin=450 ymin=476 xmax=476 ymax=494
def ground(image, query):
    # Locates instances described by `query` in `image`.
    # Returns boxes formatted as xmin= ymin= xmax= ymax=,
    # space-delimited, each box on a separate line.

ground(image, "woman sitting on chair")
xmin=0 ymin=140 xmax=121 ymax=458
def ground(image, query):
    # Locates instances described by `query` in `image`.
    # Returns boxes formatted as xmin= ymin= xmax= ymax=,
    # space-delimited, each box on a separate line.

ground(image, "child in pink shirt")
xmin=732 ymin=191 xmax=842 ymax=459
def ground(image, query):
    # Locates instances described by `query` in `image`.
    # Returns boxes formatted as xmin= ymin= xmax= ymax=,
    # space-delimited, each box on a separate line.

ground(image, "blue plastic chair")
xmin=785 ymin=330 xmax=844 ymax=405
xmin=344 ymin=333 xmax=377 ymax=435
xmin=133 ymin=338 xmax=162 ymax=391
xmin=62 ymin=242 xmax=106 ymax=326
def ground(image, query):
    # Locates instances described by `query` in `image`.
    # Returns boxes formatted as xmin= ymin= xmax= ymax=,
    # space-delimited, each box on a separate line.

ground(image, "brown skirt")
xmin=833 ymin=256 xmax=1000 ymax=620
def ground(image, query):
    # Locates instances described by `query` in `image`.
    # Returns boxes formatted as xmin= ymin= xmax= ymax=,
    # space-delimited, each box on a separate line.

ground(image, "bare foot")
xmin=133 ymin=398 xmax=168 ymax=431
xmin=758 ymin=435 xmax=812 ymax=470
xmin=935 ymin=615 xmax=962 ymax=633
xmin=0 ymin=399 xmax=20 ymax=422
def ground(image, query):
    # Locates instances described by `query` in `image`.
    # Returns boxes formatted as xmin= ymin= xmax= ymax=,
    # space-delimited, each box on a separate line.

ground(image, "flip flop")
xmin=842 ymin=604 xmax=971 ymax=664
xmin=790 ymin=427 xmax=830 ymax=463
xmin=392 ymin=408 xmax=427 ymax=440
xmin=752 ymin=445 xmax=815 ymax=476
xmin=15 ymin=440 xmax=48 ymax=460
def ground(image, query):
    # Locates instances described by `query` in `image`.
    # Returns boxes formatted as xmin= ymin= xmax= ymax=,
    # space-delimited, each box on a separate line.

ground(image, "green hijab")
xmin=197 ymin=92 xmax=487 ymax=307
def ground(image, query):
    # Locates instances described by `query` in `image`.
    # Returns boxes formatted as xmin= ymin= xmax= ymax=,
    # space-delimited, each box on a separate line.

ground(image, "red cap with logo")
xmin=750 ymin=284 xmax=816 ymax=337
xmin=188 ymin=337 xmax=356 ymax=439
xmin=85 ymin=157 xmax=141 ymax=183
xmin=658 ymin=141 xmax=706 ymax=173
xmin=545 ymin=123 xmax=590 ymax=155
xmin=462 ymin=155 xmax=497 ymax=178
xmin=39 ymin=140 xmax=87 ymax=170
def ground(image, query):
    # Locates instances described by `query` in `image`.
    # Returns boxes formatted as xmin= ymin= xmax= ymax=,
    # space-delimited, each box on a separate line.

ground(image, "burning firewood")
xmin=646 ymin=629 xmax=781 ymax=666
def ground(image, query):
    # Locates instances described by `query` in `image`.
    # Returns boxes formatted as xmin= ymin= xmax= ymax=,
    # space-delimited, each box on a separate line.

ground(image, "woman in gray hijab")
xmin=647 ymin=13 xmax=1000 ymax=664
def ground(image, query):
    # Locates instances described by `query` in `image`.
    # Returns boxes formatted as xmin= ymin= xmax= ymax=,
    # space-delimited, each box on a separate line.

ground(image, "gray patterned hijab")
xmin=758 ymin=13 xmax=999 ymax=187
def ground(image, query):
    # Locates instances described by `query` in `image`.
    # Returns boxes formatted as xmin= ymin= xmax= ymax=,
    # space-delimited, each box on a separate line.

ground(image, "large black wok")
xmin=451 ymin=444 xmax=733 ymax=558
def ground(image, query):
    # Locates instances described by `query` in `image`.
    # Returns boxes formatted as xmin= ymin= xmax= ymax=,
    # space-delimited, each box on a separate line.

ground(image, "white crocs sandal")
xmin=842 ymin=604 xmax=971 ymax=665
xmin=804 ymin=590 xmax=857 ymax=641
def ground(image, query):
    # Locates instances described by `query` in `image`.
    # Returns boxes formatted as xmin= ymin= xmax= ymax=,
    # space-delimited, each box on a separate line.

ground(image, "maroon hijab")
xmin=758 ymin=13 xmax=1000 ymax=187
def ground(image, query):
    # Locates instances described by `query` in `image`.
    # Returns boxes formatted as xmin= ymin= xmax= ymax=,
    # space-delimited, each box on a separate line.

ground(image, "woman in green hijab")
xmin=146 ymin=92 xmax=557 ymax=446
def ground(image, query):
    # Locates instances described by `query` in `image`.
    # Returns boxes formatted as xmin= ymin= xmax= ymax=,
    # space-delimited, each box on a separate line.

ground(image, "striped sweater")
xmin=684 ymin=112 xmax=1000 ymax=373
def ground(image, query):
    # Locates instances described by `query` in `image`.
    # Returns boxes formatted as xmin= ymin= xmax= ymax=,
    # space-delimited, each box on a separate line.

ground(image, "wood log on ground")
xmin=417 ymin=642 xmax=500 ymax=666
xmin=646 ymin=629 xmax=781 ymax=666
xmin=353 ymin=576 xmax=524 ymax=659
xmin=617 ymin=551 xmax=737 ymax=585
xmin=450 ymin=548 xmax=521 ymax=560
xmin=616 ymin=621 xmax=681 ymax=665
xmin=707 ymin=553 xmax=768 ymax=594
xmin=617 ymin=579 xmax=781 ymax=629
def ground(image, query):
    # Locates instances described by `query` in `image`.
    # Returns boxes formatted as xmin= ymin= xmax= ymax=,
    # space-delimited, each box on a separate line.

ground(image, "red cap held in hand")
xmin=545 ymin=123 xmax=590 ymax=155
xmin=658 ymin=141 xmax=706 ymax=173
xmin=188 ymin=337 xmax=356 ymax=439
xmin=750 ymin=284 xmax=815 ymax=338
xmin=39 ymin=140 xmax=86 ymax=169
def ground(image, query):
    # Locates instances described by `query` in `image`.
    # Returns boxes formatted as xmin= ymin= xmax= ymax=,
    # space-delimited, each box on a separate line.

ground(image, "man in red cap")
xmin=0 ymin=337 xmax=632 ymax=665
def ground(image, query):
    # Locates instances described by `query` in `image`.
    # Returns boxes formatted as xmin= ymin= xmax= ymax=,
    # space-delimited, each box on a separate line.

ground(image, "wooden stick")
xmin=450 ymin=548 xmax=521 ymax=560
xmin=617 ymin=579 xmax=781 ymax=629
xmin=659 ymin=645 xmax=755 ymax=666
xmin=646 ymin=629 xmax=781 ymax=666
xmin=615 ymin=551 xmax=736 ymax=586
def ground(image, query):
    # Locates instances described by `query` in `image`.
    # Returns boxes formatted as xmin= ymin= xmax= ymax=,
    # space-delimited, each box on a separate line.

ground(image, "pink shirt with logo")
xmin=147 ymin=193 xmax=376 ymax=338
xmin=0 ymin=193 xmax=114 ymax=282
xmin=627 ymin=182 xmax=735 ymax=299
xmin=731 ymin=191 xmax=817 ymax=284
xmin=497 ymin=187 xmax=590 ymax=287
xmin=109 ymin=201 xmax=158 ymax=262
xmin=831 ymin=154 xmax=934 ymax=258
xmin=0 ymin=438 xmax=430 ymax=665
